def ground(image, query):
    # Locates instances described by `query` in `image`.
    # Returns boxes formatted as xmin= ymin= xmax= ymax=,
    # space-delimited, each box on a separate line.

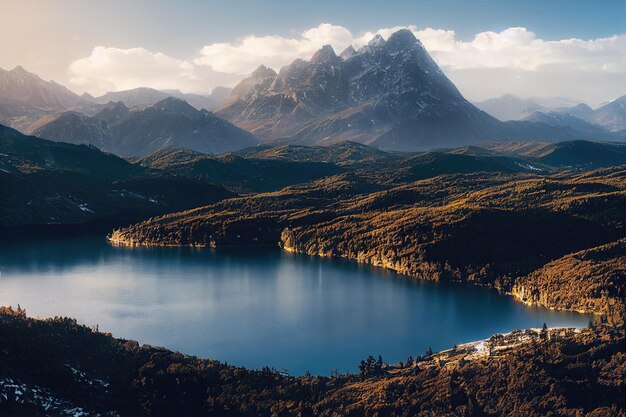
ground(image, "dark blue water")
xmin=0 ymin=238 xmax=590 ymax=375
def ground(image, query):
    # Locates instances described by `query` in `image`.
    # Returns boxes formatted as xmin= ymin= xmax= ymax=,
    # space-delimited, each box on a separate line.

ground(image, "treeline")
xmin=0 ymin=307 xmax=623 ymax=416
xmin=111 ymin=167 xmax=626 ymax=318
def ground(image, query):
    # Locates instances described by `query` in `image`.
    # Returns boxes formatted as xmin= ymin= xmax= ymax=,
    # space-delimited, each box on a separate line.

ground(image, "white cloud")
xmin=194 ymin=23 xmax=353 ymax=74
xmin=67 ymin=24 xmax=626 ymax=104
xmin=355 ymin=26 xmax=626 ymax=102
xmin=68 ymin=46 xmax=240 ymax=96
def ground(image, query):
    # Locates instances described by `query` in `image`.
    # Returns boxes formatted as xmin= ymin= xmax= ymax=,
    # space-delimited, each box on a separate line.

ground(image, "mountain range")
xmin=215 ymin=29 xmax=622 ymax=150
xmin=0 ymin=65 xmax=231 ymax=130
xmin=27 ymin=97 xmax=257 ymax=157
xmin=216 ymin=30 xmax=505 ymax=150
xmin=476 ymin=94 xmax=626 ymax=135
xmin=1 ymin=29 xmax=626 ymax=155
xmin=0 ymin=124 xmax=234 ymax=228
xmin=84 ymin=86 xmax=231 ymax=110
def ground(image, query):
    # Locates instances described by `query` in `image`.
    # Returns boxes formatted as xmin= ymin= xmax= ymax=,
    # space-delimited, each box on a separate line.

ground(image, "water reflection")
xmin=0 ymin=237 xmax=590 ymax=375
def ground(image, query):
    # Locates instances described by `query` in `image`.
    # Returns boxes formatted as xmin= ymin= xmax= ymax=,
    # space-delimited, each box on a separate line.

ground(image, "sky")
xmin=2 ymin=0 xmax=625 ymax=104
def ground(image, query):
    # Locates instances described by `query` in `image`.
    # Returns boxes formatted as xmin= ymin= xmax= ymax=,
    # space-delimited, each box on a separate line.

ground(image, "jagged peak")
xmin=9 ymin=65 xmax=39 ymax=79
xmin=366 ymin=34 xmax=386 ymax=48
xmin=386 ymin=29 xmax=419 ymax=48
xmin=310 ymin=44 xmax=338 ymax=64
xmin=339 ymin=45 xmax=357 ymax=60
xmin=251 ymin=65 xmax=277 ymax=78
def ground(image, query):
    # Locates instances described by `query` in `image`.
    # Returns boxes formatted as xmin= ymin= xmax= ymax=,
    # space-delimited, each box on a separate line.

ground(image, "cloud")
xmin=356 ymin=26 xmax=626 ymax=102
xmin=68 ymin=46 xmax=240 ymax=96
xmin=67 ymin=24 xmax=626 ymax=104
xmin=194 ymin=23 xmax=353 ymax=74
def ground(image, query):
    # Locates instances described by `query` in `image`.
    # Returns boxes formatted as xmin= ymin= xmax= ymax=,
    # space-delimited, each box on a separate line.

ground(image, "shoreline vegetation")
xmin=0 ymin=306 xmax=623 ymax=416
xmin=108 ymin=167 xmax=626 ymax=324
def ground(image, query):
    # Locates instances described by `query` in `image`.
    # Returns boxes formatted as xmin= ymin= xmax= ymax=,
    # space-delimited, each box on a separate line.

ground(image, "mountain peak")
xmin=150 ymin=97 xmax=198 ymax=115
xmin=11 ymin=65 xmax=28 ymax=74
xmin=366 ymin=34 xmax=386 ymax=49
xmin=310 ymin=44 xmax=338 ymax=64
xmin=9 ymin=65 xmax=39 ymax=80
xmin=252 ymin=65 xmax=277 ymax=78
xmin=340 ymin=45 xmax=357 ymax=60
xmin=386 ymin=29 xmax=419 ymax=48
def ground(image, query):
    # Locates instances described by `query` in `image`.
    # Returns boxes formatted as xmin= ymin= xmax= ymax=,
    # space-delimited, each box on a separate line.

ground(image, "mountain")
xmin=458 ymin=139 xmax=626 ymax=169
xmin=26 ymin=111 xmax=109 ymax=148
xmin=474 ymin=94 xmax=546 ymax=121
xmin=0 ymin=124 xmax=234 ymax=228
xmin=553 ymin=103 xmax=595 ymax=120
xmin=135 ymin=147 xmax=343 ymax=193
xmin=89 ymin=87 xmax=170 ymax=108
xmin=216 ymin=30 xmax=612 ymax=151
xmin=216 ymin=30 xmax=501 ymax=150
xmin=90 ymin=86 xmax=232 ymax=110
xmin=0 ymin=66 xmax=86 ymax=130
xmin=588 ymin=95 xmax=626 ymax=132
xmin=536 ymin=140 xmax=626 ymax=168
xmin=523 ymin=110 xmax=612 ymax=138
xmin=0 ymin=66 xmax=83 ymax=111
xmin=30 ymin=97 xmax=258 ymax=157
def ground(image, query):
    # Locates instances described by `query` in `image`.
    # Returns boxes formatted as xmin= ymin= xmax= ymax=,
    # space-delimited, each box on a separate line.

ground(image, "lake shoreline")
xmin=108 ymin=232 xmax=605 ymax=319
xmin=1 ymin=305 xmax=623 ymax=416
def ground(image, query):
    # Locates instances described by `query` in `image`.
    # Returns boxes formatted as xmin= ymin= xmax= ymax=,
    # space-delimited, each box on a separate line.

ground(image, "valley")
xmin=0 ymin=20 xmax=625 ymax=417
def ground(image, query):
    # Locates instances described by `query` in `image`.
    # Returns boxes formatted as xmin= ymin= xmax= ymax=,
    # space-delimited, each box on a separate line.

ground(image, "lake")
xmin=0 ymin=237 xmax=590 ymax=375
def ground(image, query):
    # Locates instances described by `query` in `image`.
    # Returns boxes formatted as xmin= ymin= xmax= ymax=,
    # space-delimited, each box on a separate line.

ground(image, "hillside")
xmin=135 ymin=148 xmax=343 ymax=193
xmin=110 ymin=166 xmax=626 ymax=317
xmin=0 ymin=125 xmax=234 ymax=228
xmin=513 ymin=239 xmax=625 ymax=324
xmin=0 ymin=306 xmax=623 ymax=416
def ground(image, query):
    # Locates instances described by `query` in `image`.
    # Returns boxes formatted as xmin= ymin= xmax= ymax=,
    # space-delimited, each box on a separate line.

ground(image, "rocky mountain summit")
xmin=216 ymin=29 xmax=496 ymax=149
xmin=216 ymin=29 xmax=611 ymax=151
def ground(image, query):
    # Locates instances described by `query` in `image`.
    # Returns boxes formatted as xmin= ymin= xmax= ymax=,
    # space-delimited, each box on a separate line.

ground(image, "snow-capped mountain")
xmin=216 ymin=29 xmax=609 ymax=151
xmin=588 ymin=95 xmax=626 ymax=132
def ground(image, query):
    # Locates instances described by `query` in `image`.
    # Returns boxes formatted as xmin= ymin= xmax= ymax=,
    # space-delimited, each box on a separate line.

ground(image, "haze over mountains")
xmin=28 ymin=97 xmax=257 ymax=157
xmin=475 ymin=94 xmax=626 ymax=136
xmin=1 ymin=29 xmax=625 ymax=157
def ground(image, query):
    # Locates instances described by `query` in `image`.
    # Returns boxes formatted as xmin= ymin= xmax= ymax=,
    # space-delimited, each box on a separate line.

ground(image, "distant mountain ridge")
xmin=477 ymin=93 xmax=626 ymax=137
xmin=474 ymin=94 xmax=547 ymax=121
xmin=0 ymin=123 xmax=235 ymax=227
xmin=29 ymin=97 xmax=258 ymax=157
xmin=0 ymin=65 xmax=232 ymax=134
xmin=89 ymin=86 xmax=232 ymax=110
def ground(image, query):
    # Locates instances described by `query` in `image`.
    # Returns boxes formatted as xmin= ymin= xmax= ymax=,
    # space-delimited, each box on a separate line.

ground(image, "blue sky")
xmin=2 ymin=0 xmax=625 ymax=102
